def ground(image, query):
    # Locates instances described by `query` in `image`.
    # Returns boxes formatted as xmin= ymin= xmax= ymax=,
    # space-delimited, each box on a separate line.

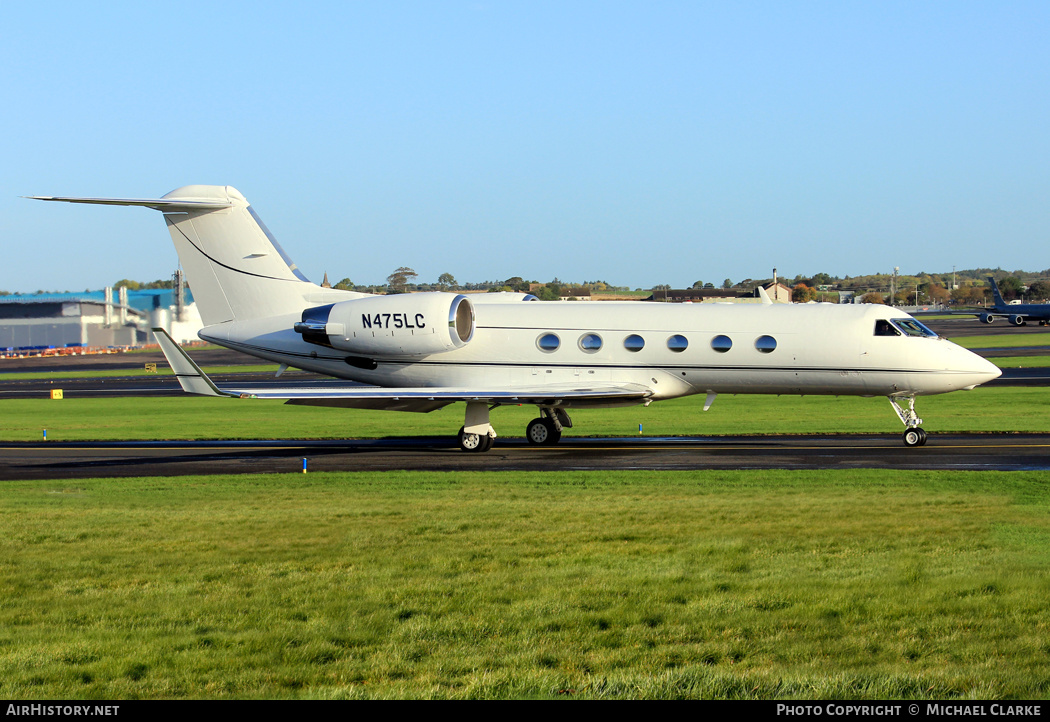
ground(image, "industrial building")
xmin=0 ymin=282 xmax=202 ymax=352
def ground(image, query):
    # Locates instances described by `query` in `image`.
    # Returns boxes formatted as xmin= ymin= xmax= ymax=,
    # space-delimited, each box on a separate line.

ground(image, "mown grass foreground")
xmin=2 ymin=470 xmax=1049 ymax=699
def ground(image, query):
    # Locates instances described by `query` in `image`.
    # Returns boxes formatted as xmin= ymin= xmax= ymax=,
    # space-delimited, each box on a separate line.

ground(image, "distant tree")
xmin=113 ymin=279 xmax=141 ymax=290
xmin=998 ymin=276 xmax=1024 ymax=301
xmin=386 ymin=267 xmax=418 ymax=292
xmin=861 ymin=292 xmax=887 ymax=304
xmin=502 ymin=276 xmax=530 ymax=292
xmin=722 ymin=279 xmax=732 ymax=289
xmin=703 ymin=283 xmax=715 ymax=289
xmin=534 ymin=285 xmax=560 ymax=301
xmin=792 ymin=283 xmax=817 ymax=303
xmin=437 ymin=272 xmax=457 ymax=291
xmin=926 ymin=284 xmax=950 ymax=306
xmin=334 ymin=278 xmax=354 ymax=290
xmin=691 ymin=280 xmax=704 ymax=289
xmin=1028 ymin=280 xmax=1050 ymax=301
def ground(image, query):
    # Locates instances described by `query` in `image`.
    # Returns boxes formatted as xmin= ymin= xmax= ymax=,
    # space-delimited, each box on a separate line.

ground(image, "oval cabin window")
xmin=579 ymin=333 xmax=603 ymax=352
xmin=711 ymin=335 xmax=732 ymax=353
xmin=624 ymin=334 xmax=645 ymax=352
xmin=755 ymin=335 xmax=777 ymax=353
xmin=537 ymin=333 xmax=561 ymax=352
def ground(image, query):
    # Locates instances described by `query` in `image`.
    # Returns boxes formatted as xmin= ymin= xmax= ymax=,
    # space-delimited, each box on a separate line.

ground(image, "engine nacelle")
xmin=294 ymin=293 xmax=474 ymax=357
xmin=979 ymin=313 xmax=995 ymax=324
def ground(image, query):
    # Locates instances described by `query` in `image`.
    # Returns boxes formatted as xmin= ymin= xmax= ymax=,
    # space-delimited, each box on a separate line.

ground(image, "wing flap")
xmin=236 ymin=383 xmax=653 ymax=409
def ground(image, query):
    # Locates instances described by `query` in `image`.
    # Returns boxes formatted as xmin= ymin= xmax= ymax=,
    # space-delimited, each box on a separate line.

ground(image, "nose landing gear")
xmin=889 ymin=396 xmax=927 ymax=447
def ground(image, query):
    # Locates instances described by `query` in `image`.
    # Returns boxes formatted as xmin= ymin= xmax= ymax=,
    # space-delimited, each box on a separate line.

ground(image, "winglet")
xmin=757 ymin=286 xmax=773 ymax=305
xmin=152 ymin=328 xmax=234 ymax=397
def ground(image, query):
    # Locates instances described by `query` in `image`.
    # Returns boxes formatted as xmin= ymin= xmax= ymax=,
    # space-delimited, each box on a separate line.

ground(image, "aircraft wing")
xmin=153 ymin=329 xmax=653 ymax=412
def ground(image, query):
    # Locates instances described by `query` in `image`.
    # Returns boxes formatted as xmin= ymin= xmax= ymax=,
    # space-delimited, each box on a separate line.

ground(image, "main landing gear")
xmin=526 ymin=408 xmax=571 ymax=445
xmin=457 ymin=403 xmax=572 ymax=452
xmin=889 ymin=396 xmax=928 ymax=447
xmin=458 ymin=426 xmax=494 ymax=452
xmin=458 ymin=401 xmax=496 ymax=452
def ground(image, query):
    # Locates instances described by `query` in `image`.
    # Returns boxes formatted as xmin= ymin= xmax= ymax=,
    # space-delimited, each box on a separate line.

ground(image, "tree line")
xmin=6 ymin=267 xmax=1049 ymax=304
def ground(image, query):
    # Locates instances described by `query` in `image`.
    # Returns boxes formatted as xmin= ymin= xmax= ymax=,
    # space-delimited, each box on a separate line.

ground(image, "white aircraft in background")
xmin=30 ymin=185 xmax=1001 ymax=450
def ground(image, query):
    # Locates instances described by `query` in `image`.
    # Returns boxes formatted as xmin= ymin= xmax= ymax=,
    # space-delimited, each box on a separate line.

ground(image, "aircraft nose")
xmin=962 ymin=350 xmax=1002 ymax=388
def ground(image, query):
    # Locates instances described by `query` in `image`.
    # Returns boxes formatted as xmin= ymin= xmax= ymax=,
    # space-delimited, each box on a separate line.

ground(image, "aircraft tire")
xmin=902 ymin=428 xmax=927 ymax=447
xmin=458 ymin=427 xmax=493 ymax=452
xmin=526 ymin=418 xmax=562 ymax=445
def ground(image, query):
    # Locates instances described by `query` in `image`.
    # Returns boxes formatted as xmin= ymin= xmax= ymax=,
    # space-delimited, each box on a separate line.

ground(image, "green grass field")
xmin=3 ymin=362 xmax=1049 ymax=699
xmin=952 ymin=333 xmax=1050 ymax=350
xmin=1 ymin=385 xmax=1046 ymax=442
xmin=0 ymin=365 xmax=281 ymax=382
xmin=986 ymin=356 xmax=1050 ymax=368
xmin=1 ymin=470 xmax=1048 ymax=699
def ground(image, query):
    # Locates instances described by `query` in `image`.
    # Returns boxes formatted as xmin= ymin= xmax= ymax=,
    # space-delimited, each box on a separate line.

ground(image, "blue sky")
xmin=3 ymin=1 xmax=1048 ymax=292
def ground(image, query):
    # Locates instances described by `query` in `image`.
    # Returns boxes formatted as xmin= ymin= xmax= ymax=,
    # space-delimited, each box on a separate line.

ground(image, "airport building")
xmin=0 ymin=284 xmax=203 ymax=352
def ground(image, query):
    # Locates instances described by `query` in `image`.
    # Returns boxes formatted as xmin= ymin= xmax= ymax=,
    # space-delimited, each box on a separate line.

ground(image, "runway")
xmin=3 ymin=433 xmax=1050 ymax=480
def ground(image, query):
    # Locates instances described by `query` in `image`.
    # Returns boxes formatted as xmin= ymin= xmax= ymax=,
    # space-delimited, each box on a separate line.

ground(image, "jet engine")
xmin=294 ymin=293 xmax=474 ymax=356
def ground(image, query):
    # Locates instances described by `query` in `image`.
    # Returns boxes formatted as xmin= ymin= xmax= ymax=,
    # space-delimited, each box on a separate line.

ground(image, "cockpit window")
xmin=874 ymin=320 xmax=900 ymax=337
xmin=890 ymin=319 xmax=938 ymax=338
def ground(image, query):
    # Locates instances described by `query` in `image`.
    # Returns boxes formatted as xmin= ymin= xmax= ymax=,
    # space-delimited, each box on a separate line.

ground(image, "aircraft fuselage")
xmin=201 ymin=298 xmax=999 ymax=405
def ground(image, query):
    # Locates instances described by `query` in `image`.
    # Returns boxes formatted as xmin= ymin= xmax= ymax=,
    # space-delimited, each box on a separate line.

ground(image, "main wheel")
xmin=902 ymin=427 xmax=927 ymax=447
xmin=458 ymin=427 xmax=493 ymax=452
xmin=526 ymin=417 xmax=562 ymax=445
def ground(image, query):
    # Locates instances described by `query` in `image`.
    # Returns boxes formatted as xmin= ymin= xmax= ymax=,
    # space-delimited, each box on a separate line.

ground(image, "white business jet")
xmin=30 ymin=185 xmax=1000 ymax=450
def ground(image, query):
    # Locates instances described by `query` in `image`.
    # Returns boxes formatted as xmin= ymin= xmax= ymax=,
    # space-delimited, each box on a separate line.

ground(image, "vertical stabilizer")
xmin=160 ymin=185 xmax=319 ymax=324
xmin=988 ymin=276 xmax=1007 ymax=309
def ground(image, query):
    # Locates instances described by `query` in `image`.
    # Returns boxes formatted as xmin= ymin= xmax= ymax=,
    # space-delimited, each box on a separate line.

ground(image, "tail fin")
xmin=30 ymin=185 xmax=326 ymax=325
xmin=987 ymin=276 xmax=1007 ymax=308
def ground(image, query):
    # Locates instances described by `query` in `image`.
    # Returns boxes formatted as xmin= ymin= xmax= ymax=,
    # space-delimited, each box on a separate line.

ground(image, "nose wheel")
xmin=902 ymin=427 xmax=927 ymax=447
xmin=890 ymin=396 xmax=928 ymax=447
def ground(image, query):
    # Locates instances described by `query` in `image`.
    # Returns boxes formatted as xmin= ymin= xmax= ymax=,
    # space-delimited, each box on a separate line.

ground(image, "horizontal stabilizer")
xmin=26 ymin=195 xmax=233 ymax=211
